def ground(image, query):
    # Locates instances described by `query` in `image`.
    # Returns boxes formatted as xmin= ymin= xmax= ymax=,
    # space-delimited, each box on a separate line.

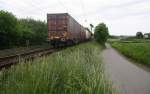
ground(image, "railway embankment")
xmin=0 ymin=45 xmax=51 ymax=58
xmin=0 ymin=42 xmax=116 ymax=94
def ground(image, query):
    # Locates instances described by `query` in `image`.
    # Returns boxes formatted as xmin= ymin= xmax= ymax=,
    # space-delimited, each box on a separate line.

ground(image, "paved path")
xmin=102 ymin=43 xmax=150 ymax=94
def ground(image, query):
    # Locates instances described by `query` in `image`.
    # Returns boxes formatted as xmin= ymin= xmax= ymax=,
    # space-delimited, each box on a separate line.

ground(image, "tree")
xmin=0 ymin=10 xmax=21 ymax=48
xmin=136 ymin=32 xmax=143 ymax=39
xmin=90 ymin=24 xmax=94 ymax=31
xmin=19 ymin=18 xmax=47 ymax=45
xmin=17 ymin=22 xmax=34 ymax=46
xmin=94 ymin=23 xmax=109 ymax=44
xmin=0 ymin=10 xmax=48 ymax=49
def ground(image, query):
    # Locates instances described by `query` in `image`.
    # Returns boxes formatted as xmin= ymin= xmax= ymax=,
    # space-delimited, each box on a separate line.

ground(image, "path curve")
xmin=102 ymin=43 xmax=150 ymax=94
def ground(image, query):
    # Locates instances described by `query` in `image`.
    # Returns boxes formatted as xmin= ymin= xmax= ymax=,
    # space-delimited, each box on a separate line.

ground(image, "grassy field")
xmin=0 ymin=42 xmax=115 ymax=94
xmin=112 ymin=42 xmax=150 ymax=65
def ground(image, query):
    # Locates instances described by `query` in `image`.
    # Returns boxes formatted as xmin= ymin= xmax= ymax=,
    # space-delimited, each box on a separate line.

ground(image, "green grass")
xmin=112 ymin=42 xmax=150 ymax=65
xmin=108 ymin=38 xmax=150 ymax=43
xmin=0 ymin=42 xmax=115 ymax=94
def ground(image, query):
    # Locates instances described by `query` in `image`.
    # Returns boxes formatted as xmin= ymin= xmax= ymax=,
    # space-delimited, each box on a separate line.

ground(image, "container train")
xmin=47 ymin=13 xmax=92 ymax=46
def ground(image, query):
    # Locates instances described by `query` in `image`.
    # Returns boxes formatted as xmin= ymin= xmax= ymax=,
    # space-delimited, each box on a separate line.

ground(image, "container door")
xmin=56 ymin=15 xmax=67 ymax=32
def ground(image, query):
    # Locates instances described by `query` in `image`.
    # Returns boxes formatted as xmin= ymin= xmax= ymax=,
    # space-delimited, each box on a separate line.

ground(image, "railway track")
xmin=0 ymin=47 xmax=60 ymax=69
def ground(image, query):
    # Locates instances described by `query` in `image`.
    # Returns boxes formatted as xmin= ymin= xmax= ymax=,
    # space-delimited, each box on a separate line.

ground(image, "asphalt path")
xmin=102 ymin=43 xmax=150 ymax=94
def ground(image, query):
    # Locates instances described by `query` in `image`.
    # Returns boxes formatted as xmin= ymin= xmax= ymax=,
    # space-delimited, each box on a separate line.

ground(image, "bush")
xmin=0 ymin=10 xmax=22 ymax=48
xmin=18 ymin=18 xmax=47 ymax=45
xmin=94 ymin=23 xmax=109 ymax=45
xmin=0 ymin=10 xmax=48 ymax=49
xmin=136 ymin=32 xmax=143 ymax=39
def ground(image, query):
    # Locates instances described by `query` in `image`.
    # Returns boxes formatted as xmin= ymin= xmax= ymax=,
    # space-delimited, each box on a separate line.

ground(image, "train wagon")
xmin=47 ymin=13 xmax=87 ymax=46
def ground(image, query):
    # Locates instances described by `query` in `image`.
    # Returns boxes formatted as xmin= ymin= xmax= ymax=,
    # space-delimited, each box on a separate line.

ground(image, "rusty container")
xmin=47 ymin=13 xmax=68 ymax=41
xmin=80 ymin=25 xmax=86 ymax=41
xmin=47 ymin=13 xmax=85 ymax=44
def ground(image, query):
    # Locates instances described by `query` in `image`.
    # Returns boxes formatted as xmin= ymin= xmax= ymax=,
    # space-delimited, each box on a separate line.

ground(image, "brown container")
xmin=47 ymin=13 xmax=86 ymax=43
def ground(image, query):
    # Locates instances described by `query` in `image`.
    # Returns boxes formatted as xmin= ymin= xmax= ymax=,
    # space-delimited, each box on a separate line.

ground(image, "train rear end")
xmin=47 ymin=13 xmax=69 ymax=46
xmin=47 ymin=13 xmax=91 ymax=46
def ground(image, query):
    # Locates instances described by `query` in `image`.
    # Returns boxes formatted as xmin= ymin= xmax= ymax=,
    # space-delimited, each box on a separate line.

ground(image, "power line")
xmin=56 ymin=0 xmax=69 ymax=13
xmin=79 ymin=0 xmax=87 ymax=23
xmin=7 ymin=0 xmax=82 ymax=23
xmin=12 ymin=0 xmax=56 ymax=15
xmin=6 ymin=0 xmax=44 ymax=15
xmin=56 ymin=0 xmax=81 ymax=23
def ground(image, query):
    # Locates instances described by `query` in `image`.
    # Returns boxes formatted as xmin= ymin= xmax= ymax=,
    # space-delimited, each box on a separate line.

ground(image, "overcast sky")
xmin=0 ymin=0 xmax=150 ymax=35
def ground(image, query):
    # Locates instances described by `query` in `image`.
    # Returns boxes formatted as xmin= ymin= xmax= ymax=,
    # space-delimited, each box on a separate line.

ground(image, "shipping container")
xmin=85 ymin=28 xmax=92 ymax=40
xmin=47 ymin=13 xmax=86 ymax=45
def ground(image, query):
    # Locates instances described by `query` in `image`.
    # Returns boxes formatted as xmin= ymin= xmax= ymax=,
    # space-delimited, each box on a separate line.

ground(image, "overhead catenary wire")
xmin=8 ymin=0 xmax=83 ymax=23
xmin=24 ymin=0 xmax=80 ymax=22
xmin=56 ymin=0 xmax=81 ymax=23
xmin=79 ymin=0 xmax=88 ymax=27
xmin=5 ymin=0 xmax=47 ymax=16
xmin=56 ymin=0 xmax=69 ymax=13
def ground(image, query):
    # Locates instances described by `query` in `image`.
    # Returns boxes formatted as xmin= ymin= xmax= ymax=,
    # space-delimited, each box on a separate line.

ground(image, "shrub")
xmin=0 ymin=10 xmax=48 ymax=48
xmin=136 ymin=32 xmax=143 ymax=39
xmin=94 ymin=23 xmax=109 ymax=45
xmin=19 ymin=18 xmax=47 ymax=45
xmin=0 ymin=10 xmax=22 ymax=48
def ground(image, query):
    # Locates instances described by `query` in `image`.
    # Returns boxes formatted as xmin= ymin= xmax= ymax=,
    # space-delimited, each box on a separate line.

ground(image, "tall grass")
xmin=112 ymin=42 xmax=150 ymax=65
xmin=0 ymin=42 xmax=115 ymax=94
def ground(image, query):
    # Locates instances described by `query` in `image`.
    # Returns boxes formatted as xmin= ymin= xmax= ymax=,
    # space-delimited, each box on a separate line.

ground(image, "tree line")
xmin=0 ymin=10 xmax=110 ymax=49
xmin=0 ymin=10 xmax=47 ymax=49
xmin=136 ymin=32 xmax=150 ymax=39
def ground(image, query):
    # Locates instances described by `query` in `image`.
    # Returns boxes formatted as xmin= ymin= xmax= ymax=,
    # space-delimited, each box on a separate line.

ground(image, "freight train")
xmin=47 ymin=13 xmax=92 ymax=46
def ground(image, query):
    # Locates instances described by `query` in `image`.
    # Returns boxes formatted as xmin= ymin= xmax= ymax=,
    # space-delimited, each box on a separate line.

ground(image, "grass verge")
xmin=0 ymin=42 xmax=115 ymax=94
xmin=112 ymin=42 xmax=150 ymax=65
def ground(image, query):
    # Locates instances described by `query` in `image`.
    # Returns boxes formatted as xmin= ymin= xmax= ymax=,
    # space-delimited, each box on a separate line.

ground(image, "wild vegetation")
xmin=94 ymin=23 xmax=109 ymax=45
xmin=0 ymin=42 xmax=115 ymax=94
xmin=136 ymin=32 xmax=143 ymax=39
xmin=112 ymin=41 xmax=150 ymax=65
xmin=0 ymin=10 xmax=47 ymax=49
